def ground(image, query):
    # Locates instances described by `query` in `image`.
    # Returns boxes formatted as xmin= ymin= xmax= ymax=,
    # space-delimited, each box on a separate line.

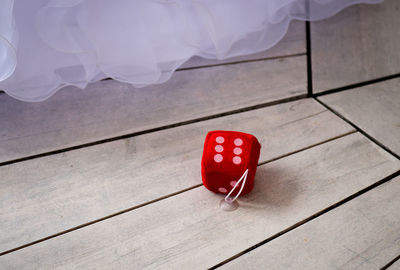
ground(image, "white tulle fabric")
xmin=0 ymin=0 xmax=382 ymax=102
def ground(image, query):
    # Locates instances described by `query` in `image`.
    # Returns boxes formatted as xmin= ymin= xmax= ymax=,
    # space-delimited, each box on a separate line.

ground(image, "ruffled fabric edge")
xmin=0 ymin=0 xmax=383 ymax=102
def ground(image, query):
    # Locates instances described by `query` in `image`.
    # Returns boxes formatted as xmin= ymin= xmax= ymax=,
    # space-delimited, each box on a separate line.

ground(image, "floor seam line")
xmin=259 ymin=130 xmax=357 ymax=166
xmin=0 ymin=183 xmax=203 ymax=257
xmin=314 ymin=73 xmax=400 ymax=97
xmin=314 ymin=97 xmax=400 ymax=160
xmin=176 ymin=52 xmax=307 ymax=72
xmin=0 ymin=94 xmax=307 ymax=167
xmin=381 ymin=253 xmax=400 ymax=270
xmin=306 ymin=21 xmax=313 ymax=97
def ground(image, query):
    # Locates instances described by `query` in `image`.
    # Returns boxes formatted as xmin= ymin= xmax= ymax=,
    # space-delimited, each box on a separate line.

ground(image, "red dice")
xmin=201 ymin=130 xmax=261 ymax=197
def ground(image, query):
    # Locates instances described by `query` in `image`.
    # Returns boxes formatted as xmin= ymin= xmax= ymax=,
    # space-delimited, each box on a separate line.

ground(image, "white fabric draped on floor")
xmin=0 ymin=0 xmax=382 ymax=101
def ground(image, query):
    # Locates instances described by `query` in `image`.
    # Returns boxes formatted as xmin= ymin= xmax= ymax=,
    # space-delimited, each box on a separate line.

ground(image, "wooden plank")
xmin=223 ymin=177 xmax=400 ymax=270
xmin=0 ymin=55 xmax=306 ymax=164
xmin=319 ymin=78 xmax=400 ymax=156
xmin=0 ymin=98 xmax=354 ymax=253
xmin=181 ymin=21 xmax=305 ymax=69
xmin=0 ymin=133 xmax=398 ymax=269
xmin=311 ymin=0 xmax=400 ymax=92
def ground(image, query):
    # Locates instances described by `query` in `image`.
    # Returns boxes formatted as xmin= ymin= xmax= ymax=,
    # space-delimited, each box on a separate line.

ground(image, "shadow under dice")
xmin=201 ymin=130 xmax=261 ymax=197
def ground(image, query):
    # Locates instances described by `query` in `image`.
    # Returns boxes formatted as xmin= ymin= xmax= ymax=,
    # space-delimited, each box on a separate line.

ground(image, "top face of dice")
xmin=201 ymin=130 xmax=261 ymax=196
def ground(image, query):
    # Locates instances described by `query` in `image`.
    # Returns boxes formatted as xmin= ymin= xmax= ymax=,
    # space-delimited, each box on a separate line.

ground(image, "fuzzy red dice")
xmin=201 ymin=130 xmax=261 ymax=197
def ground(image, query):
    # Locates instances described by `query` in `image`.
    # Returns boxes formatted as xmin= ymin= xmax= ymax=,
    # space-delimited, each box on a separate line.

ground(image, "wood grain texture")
xmin=0 ymin=99 xmax=353 ymax=253
xmin=1 ymin=133 xmax=399 ymax=269
xmin=311 ymin=0 xmax=400 ymax=92
xmin=181 ymin=21 xmax=305 ymax=69
xmin=223 ymin=176 xmax=400 ymax=270
xmin=0 ymin=55 xmax=306 ymax=164
xmin=319 ymin=78 xmax=400 ymax=155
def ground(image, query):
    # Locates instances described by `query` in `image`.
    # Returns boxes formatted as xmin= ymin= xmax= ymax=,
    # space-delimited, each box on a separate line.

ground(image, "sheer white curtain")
xmin=0 ymin=0 xmax=382 ymax=102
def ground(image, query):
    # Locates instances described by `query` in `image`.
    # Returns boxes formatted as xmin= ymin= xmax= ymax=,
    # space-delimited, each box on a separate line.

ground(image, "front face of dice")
xmin=201 ymin=130 xmax=261 ymax=196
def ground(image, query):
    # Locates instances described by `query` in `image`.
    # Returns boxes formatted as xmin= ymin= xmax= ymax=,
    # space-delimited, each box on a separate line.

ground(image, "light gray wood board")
xmin=319 ymin=78 xmax=400 ymax=156
xmin=181 ymin=21 xmax=305 ymax=69
xmin=311 ymin=0 xmax=400 ymax=92
xmin=0 ymin=55 xmax=306 ymax=164
xmin=1 ymin=133 xmax=399 ymax=269
xmin=223 ymin=176 xmax=400 ymax=270
xmin=0 ymin=98 xmax=354 ymax=253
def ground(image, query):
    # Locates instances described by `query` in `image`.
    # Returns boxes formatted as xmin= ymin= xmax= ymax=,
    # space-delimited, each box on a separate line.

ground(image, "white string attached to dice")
xmin=224 ymin=169 xmax=248 ymax=204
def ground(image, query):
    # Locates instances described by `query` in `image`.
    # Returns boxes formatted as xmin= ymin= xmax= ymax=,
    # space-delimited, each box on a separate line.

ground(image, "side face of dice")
xmin=201 ymin=130 xmax=261 ymax=196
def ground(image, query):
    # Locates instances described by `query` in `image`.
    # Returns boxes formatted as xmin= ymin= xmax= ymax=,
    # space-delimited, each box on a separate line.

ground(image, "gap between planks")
xmin=98 ymin=52 xmax=307 ymax=83
xmin=0 ymin=130 xmax=356 ymax=257
xmin=210 ymin=169 xmax=400 ymax=269
xmin=306 ymin=21 xmax=313 ymax=97
xmin=313 ymin=73 xmax=400 ymax=98
xmin=0 ymin=93 xmax=307 ymax=168
xmin=382 ymin=254 xmax=400 ymax=270
xmin=177 ymin=52 xmax=306 ymax=72
xmin=314 ymin=97 xmax=400 ymax=160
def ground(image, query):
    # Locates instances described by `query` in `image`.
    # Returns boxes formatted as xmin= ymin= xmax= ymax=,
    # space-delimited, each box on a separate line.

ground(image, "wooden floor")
xmin=1 ymin=1 xmax=400 ymax=269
